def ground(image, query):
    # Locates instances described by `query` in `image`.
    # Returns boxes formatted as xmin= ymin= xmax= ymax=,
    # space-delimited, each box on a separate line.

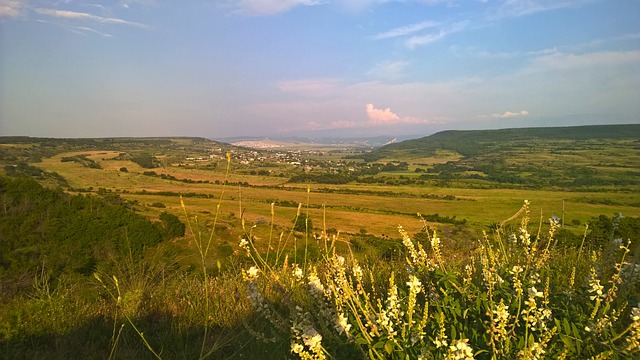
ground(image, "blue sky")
xmin=1 ymin=0 xmax=638 ymax=138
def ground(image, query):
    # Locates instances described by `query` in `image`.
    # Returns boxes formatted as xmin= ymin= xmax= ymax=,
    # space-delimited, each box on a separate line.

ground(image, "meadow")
xmin=1 ymin=127 xmax=639 ymax=359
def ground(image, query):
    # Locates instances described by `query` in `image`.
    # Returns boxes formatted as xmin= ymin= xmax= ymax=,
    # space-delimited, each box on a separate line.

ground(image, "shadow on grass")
xmin=0 ymin=312 xmax=291 ymax=360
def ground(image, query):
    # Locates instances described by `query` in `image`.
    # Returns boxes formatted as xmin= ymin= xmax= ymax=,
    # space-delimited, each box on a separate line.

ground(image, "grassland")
xmin=25 ymin=143 xmax=640 ymax=235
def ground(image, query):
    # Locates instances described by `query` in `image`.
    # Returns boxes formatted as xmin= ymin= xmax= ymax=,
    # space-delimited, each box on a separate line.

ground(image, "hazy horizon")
xmin=1 ymin=0 xmax=639 ymax=138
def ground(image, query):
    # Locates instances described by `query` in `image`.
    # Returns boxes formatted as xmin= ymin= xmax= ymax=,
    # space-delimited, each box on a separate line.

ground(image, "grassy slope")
xmin=371 ymin=124 xmax=640 ymax=159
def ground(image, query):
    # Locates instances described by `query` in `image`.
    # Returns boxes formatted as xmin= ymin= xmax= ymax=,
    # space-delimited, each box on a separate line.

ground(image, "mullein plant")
xmin=240 ymin=200 xmax=640 ymax=359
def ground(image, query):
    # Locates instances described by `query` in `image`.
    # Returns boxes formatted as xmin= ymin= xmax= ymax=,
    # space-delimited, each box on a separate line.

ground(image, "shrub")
xmin=293 ymin=213 xmax=313 ymax=233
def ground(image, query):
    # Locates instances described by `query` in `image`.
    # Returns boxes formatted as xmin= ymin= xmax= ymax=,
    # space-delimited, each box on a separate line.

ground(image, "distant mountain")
xmin=359 ymin=124 xmax=640 ymax=161
xmin=216 ymin=135 xmax=421 ymax=149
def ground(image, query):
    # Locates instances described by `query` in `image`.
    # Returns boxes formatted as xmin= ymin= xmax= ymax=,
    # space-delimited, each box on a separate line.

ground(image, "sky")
xmin=0 ymin=0 xmax=639 ymax=139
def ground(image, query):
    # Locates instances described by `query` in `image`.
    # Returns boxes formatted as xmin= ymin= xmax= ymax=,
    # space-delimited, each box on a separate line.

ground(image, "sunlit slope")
xmin=365 ymin=124 xmax=640 ymax=160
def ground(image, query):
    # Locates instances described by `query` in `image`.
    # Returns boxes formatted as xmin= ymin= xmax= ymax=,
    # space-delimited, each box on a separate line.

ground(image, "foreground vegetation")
xmin=1 ymin=175 xmax=639 ymax=359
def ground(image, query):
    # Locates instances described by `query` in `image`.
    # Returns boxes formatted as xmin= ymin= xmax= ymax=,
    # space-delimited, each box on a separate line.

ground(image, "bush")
xmin=292 ymin=213 xmax=313 ymax=233
xmin=159 ymin=212 xmax=186 ymax=239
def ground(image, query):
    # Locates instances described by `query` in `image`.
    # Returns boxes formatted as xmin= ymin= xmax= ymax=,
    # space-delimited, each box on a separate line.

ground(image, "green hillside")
xmin=350 ymin=124 xmax=640 ymax=189
xmin=366 ymin=124 xmax=640 ymax=160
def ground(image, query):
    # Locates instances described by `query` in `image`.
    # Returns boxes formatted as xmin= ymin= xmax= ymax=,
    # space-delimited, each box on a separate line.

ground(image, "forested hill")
xmin=361 ymin=124 xmax=640 ymax=160
xmin=0 ymin=177 xmax=184 ymax=289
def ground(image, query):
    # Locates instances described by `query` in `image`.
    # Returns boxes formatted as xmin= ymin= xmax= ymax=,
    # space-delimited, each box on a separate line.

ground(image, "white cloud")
xmin=366 ymin=103 xmax=400 ymax=124
xmin=405 ymin=20 xmax=469 ymax=48
xmin=493 ymin=0 xmax=593 ymax=18
xmin=488 ymin=110 xmax=529 ymax=118
xmin=527 ymin=50 xmax=640 ymax=71
xmin=0 ymin=0 xmax=25 ymax=17
xmin=231 ymin=0 xmax=324 ymax=15
xmin=365 ymin=103 xmax=440 ymax=126
xmin=71 ymin=26 xmax=113 ymax=37
xmin=35 ymin=8 xmax=149 ymax=29
xmin=372 ymin=20 xmax=440 ymax=40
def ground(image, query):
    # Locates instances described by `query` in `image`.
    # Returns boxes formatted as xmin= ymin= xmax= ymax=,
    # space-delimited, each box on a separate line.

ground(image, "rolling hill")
xmin=362 ymin=124 xmax=640 ymax=160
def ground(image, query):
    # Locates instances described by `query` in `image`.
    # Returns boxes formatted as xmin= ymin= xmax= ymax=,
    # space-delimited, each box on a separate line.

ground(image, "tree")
xmin=292 ymin=213 xmax=313 ymax=233
xmin=159 ymin=212 xmax=186 ymax=238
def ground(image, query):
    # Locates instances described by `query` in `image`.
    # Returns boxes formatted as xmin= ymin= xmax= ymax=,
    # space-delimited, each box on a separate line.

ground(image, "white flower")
xmin=292 ymin=265 xmax=303 ymax=280
xmin=245 ymin=266 xmax=259 ymax=281
xmin=447 ymin=338 xmax=474 ymax=360
xmin=302 ymin=326 xmax=323 ymax=349
xmin=407 ymin=275 xmax=422 ymax=294
xmin=528 ymin=287 xmax=543 ymax=298
xmin=352 ymin=264 xmax=363 ymax=281
xmin=493 ymin=302 xmax=510 ymax=322
xmin=632 ymin=307 xmax=640 ymax=322
xmin=308 ymin=272 xmax=325 ymax=296
xmin=335 ymin=313 xmax=352 ymax=335
xmin=434 ymin=338 xmax=448 ymax=348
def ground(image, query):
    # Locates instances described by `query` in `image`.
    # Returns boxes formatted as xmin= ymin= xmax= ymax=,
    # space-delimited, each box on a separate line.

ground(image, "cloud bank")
xmin=0 ymin=0 xmax=24 ymax=17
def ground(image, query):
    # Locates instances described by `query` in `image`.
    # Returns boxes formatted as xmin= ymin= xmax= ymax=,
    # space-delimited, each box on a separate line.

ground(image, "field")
xmin=19 ymin=136 xmax=640 ymax=239
xmin=1 ymin=126 xmax=640 ymax=359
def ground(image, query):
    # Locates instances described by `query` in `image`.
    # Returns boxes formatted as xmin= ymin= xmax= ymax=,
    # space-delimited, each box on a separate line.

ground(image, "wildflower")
xmin=519 ymin=228 xmax=531 ymax=247
xmin=239 ymin=238 xmax=250 ymax=255
xmin=626 ymin=306 xmax=640 ymax=351
xmin=302 ymin=326 xmax=323 ymax=350
xmin=291 ymin=343 xmax=304 ymax=354
xmin=446 ymin=338 xmax=474 ymax=360
xmin=492 ymin=300 xmax=510 ymax=340
xmin=431 ymin=232 xmax=444 ymax=267
xmin=243 ymin=266 xmax=259 ymax=282
xmin=528 ymin=287 xmax=543 ymax=298
xmin=352 ymin=263 xmax=363 ymax=282
xmin=307 ymin=272 xmax=325 ymax=297
xmin=335 ymin=312 xmax=351 ymax=335
xmin=588 ymin=268 xmax=605 ymax=301
xmin=407 ymin=275 xmax=422 ymax=294
xmin=434 ymin=312 xmax=448 ymax=348
xmin=292 ymin=264 xmax=303 ymax=281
